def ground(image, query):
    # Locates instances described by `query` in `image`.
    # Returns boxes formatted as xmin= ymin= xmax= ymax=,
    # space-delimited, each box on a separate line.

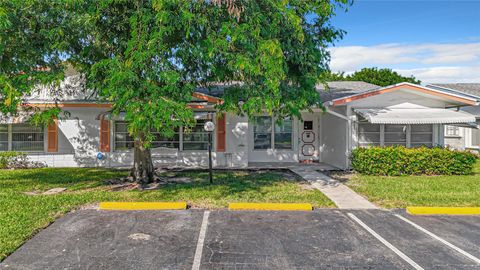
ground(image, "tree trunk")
xmin=131 ymin=138 xmax=155 ymax=185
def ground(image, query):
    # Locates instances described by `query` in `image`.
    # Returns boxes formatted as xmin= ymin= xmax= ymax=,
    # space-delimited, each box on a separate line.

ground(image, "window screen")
xmin=384 ymin=124 xmax=407 ymax=146
xmin=183 ymin=120 xmax=208 ymax=150
xmin=0 ymin=125 xmax=8 ymax=151
xmin=114 ymin=121 xmax=180 ymax=150
xmin=358 ymin=123 xmax=380 ymax=147
xmin=253 ymin=116 xmax=272 ymax=150
xmin=274 ymin=118 xmax=293 ymax=149
xmin=411 ymin=124 xmax=433 ymax=147
xmin=11 ymin=124 xmax=44 ymax=151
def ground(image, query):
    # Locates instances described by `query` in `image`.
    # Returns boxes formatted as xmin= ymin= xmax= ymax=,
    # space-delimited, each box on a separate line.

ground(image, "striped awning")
xmin=354 ymin=108 xmax=476 ymax=124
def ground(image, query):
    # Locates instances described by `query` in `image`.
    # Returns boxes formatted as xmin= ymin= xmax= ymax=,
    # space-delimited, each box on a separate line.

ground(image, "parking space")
xmin=395 ymin=210 xmax=480 ymax=260
xmin=200 ymin=210 xmax=411 ymax=269
xmin=351 ymin=210 xmax=480 ymax=269
xmin=0 ymin=210 xmax=204 ymax=270
xmin=1 ymin=209 xmax=479 ymax=270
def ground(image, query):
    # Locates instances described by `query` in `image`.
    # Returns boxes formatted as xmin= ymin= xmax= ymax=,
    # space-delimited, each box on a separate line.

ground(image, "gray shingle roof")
xmin=428 ymin=83 xmax=480 ymax=97
xmin=316 ymin=81 xmax=380 ymax=102
xmin=196 ymin=81 xmax=380 ymax=102
xmin=428 ymin=84 xmax=480 ymax=117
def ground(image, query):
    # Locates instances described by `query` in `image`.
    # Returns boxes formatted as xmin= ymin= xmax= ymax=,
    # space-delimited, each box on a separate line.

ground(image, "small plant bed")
xmin=0 ymin=167 xmax=332 ymax=261
xmin=343 ymin=161 xmax=480 ymax=209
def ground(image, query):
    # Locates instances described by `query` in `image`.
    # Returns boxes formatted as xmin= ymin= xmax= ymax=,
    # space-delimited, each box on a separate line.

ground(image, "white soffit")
xmin=355 ymin=108 xmax=476 ymax=124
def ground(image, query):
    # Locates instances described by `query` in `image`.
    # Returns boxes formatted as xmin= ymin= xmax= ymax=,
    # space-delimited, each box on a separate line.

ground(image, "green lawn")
xmin=345 ymin=162 xmax=480 ymax=209
xmin=0 ymin=168 xmax=332 ymax=261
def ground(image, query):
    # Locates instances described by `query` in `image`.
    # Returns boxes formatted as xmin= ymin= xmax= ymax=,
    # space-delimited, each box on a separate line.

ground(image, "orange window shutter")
xmin=100 ymin=119 xmax=111 ymax=152
xmin=47 ymin=119 xmax=58 ymax=152
xmin=216 ymin=113 xmax=226 ymax=152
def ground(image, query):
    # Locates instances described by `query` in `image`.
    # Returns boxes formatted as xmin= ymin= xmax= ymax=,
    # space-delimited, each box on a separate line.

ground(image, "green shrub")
xmin=0 ymin=152 xmax=24 ymax=169
xmin=351 ymin=146 xmax=478 ymax=176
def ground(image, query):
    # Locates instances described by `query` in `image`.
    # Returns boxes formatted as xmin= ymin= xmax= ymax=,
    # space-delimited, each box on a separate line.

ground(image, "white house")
xmin=1 ymin=73 xmax=479 ymax=170
xmin=426 ymin=83 xmax=480 ymax=151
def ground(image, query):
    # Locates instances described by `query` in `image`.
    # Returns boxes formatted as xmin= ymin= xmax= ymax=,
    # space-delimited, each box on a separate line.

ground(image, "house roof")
xmin=195 ymin=81 xmax=381 ymax=102
xmin=428 ymin=84 xmax=480 ymax=116
xmin=428 ymin=83 xmax=480 ymax=97
xmin=316 ymin=81 xmax=380 ymax=102
xmin=331 ymin=82 xmax=479 ymax=107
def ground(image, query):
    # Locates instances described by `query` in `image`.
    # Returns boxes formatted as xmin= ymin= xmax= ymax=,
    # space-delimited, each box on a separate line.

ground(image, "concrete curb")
xmin=99 ymin=202 xmax=187 ymax=210
xmin=407 ymin=207 xmax=480 ymax=215
xmin=229 ymin=202 xmax=313 ymax=211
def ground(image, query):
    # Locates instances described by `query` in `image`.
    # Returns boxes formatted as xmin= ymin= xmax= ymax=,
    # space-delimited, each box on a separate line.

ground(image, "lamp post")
xmin=204 ymin=121 xmax=215 ymax=184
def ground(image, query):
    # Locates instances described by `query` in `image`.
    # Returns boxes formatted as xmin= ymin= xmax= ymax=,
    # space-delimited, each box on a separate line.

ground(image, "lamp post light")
xmin=204 ymin=121 xmax=215 ymax=184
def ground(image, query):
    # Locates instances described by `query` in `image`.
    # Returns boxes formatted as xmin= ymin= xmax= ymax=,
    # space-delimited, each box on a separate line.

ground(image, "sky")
xmin=328 ymin=0 xmax=480 ymax=84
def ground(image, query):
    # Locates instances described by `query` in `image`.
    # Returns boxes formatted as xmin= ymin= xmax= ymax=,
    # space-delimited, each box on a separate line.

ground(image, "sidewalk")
xmin=290 ymin=166 xmax=378 ymax=209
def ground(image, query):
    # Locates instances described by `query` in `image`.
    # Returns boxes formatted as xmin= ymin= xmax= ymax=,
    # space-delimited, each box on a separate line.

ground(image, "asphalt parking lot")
xmin=1 ymin=209 xmax=479 ymax=270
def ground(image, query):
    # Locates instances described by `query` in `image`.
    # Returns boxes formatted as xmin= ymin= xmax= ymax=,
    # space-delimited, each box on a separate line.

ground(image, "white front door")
xmin=299 ymin=114 xmax=319 ymax=161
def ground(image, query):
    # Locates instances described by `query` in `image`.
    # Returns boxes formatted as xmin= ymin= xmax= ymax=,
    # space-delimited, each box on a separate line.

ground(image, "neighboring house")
xmin=1 ymin=71 xmax=479 ymax=169
xmin=427 ymin=84 xmax=480 ymax=151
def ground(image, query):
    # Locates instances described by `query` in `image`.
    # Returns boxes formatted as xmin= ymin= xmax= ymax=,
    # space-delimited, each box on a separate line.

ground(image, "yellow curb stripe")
xmin=407 ymin=207 xmax=480 ymax=215
xmin=99 ymin=202 xmax=187 ymax=211
xmin=229 ymin=202 xmax=313 ymax=211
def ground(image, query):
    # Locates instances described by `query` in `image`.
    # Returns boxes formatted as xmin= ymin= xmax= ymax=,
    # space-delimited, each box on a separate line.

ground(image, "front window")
xmin=0 ymin=124 xmax=44 ymax=152
xmin=114 ymin=120 xmax=205 ymax=151
xmin=183 ymin=119 xmax=208 ymax=150
xmin=253 ymin=116 xmax=293 ymax=150
xmin=357 ymin=123 xmax=380 ymax=147
xmin=253 ymin=116 xmax=272 ymax=150
xmin=274 ymin=119 xmax=293 ymax=149
xmin=384 ymin=124 xmax=407 ymax=146
xmin=0 ymin=125 xmax=8 ymax=151
xmin=445 ymin=125 xmax=459 ymax=136
xmin=411 ymin=124 xmax=433 ymax=147
xmin=358 ymin=123 xmax=433 ymax=148
xmin=114 ymin=122 xmax=134 ymax=150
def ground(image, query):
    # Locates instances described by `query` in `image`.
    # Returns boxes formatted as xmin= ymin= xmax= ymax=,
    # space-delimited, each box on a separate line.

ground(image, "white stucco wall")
xmin=27 ymin=108 xmax=235 ymax=168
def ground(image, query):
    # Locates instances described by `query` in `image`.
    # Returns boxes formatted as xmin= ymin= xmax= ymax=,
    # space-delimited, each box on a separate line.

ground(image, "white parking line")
xmin=395 ymin=214 xmax=480 ymax=265
xmin=347 ymin=213 xmax=424 ymax=270
xmin=192 ymin=210 xmax=210 ymax=270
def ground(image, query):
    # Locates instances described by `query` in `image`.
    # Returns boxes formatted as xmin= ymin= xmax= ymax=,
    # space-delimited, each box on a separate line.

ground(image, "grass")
xmin=0 ymin=168 xmax=332 ymax=261
xmin=344 ymin=161 xmax=480 ymax=209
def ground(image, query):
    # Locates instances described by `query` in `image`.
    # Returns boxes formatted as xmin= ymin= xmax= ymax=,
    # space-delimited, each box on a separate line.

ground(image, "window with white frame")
xmin=114 ymin=120 xmax=211 ymax=151
xmin=0 ymin=125 xmax=8 ymax=151
xmin=445 ymin=125 xmax=459 ymax=136
xmin=183 ymin=119 xmax=209 ymax=150
xmin=274 ymin=118 xmax=293 ymax=149
xmin=0 ymin=124 xmax=44 ymax=151
xmin=114 ymin=121 xmax=180 ymax=150
xmin=253 ymin=116 xmax=292 ymax=150
xmin=358 ymin=123 xmax=433 ymax=148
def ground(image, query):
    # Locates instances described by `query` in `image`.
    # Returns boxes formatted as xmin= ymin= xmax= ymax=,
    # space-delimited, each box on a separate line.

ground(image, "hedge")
xmin=351 ymin=146 xmax=478 ymax=176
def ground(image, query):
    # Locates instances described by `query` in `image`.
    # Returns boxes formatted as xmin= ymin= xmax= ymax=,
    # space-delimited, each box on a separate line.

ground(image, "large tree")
xmin=321 ymin=67 xmax=421 ymax=86
xmin=1 ymin=0 xmax=350 ymax=184
xmin=0 ymin=1 xmax=81 ymax=123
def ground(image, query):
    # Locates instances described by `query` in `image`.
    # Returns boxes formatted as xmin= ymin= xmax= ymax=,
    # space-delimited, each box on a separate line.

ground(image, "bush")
xmin=351 ymin=146 xmax=478 ymax=176
xmin=0 ymin=152 xmax=46 ymax=169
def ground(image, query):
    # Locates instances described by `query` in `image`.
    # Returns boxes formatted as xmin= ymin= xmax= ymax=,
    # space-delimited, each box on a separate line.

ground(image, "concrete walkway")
xmin=290 ymin=166 xmax=378 ymax=209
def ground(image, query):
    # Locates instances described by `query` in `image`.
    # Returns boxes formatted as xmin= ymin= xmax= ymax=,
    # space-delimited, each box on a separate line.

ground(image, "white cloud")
xmin=329 ymin=42 xmax=480 ymax=83
xmin=396 ymin=66 xmax=480 ymax=84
